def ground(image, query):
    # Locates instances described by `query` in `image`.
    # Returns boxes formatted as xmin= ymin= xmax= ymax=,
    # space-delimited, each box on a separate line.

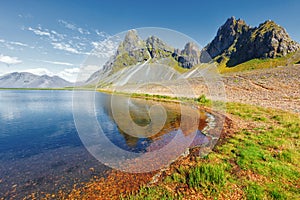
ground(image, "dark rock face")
xmin=206 ymin=16 xmax=249 ymax=59
xmin=204 ymin=17 xmax=300 ymax=66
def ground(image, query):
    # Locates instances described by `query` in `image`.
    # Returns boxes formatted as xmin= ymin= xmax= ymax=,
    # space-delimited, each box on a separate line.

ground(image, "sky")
xmin=0 ymin=0 xmax=299 ymax=82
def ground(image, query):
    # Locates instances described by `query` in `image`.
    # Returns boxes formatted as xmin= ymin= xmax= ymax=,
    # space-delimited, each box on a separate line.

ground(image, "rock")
xmin=146 ymin=36 xmax=173 ymax=59
xmin=203 ymin=17 xmax=300 ymax=66
xmin=204 ymin=16 xmax=250 ymax=59
xmin=114 ymin=30 xmax=149 ymax=67
xmin=175 ymin=42 xmax=201 ymax=68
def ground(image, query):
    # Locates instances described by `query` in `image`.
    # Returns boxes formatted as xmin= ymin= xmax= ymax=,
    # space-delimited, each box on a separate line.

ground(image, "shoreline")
xmin=52 ymin=90 xmax=228 ymax=199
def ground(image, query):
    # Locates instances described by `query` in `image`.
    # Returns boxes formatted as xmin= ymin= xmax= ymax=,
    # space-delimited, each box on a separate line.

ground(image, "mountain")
xmin=86 ymin=30 xmax=201 ymax=84
xmin=0 ymin=72 xmax=72 ymax=88
xmin=86 ymin=17 xmax=299 ymax=86
xmin=204 ymin=16 xmax=300 ymax=66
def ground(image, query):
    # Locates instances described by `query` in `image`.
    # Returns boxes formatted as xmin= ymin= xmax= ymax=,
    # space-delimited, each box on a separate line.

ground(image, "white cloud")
xmin=28 ymin=26 xmax=65 ymax=43
xmin=57 ymin=67 xmax=80 ymax=82
xmin=58 ymin=20 xmax=76 ymax=30
xmin=40 ymin=60 xmax=75 ymax=66
xmin=95 ymin=30 xmax=109 ymax=37
xmin=0 ymin=39 xmax=29 ymax=50
xmin=0 ymin=54 xmax=22 ymax=65
xmin=64 ymin=68 xmax=80 ymax=73
xmin=50 ymin=30 xmax=65 ymax=40
xmin=25 ymin=23 xmax=111 ymax=57
xmin=51 ymin=42 xmax=90 ymax=55
xmin=74 ymin=65 xmax=101 ymax=82
xmin=18 ymin=14 xmax=32 ymax=19
xmin=58 ymin=19 xmax=90 ymax=35
xmin=52 ymin=42 xmax=80 ymax=54
xmin=28 ymin=27 xmax=51 ymax=36
xmin=10 ymin=41 xmax=28 ymax=47
xmin=20 ymin=68 xmax=55 ymax=76
xmin=91 ymin=38 xmax=119 ymax=58
xmin=78 ymin=27 xmax=90 ymax=35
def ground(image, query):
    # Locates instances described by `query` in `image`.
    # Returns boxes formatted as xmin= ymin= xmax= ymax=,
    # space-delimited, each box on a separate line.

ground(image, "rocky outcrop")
xmin=172 ymin=42 xmax=201 ymax=68
xmin=205 ymin=17 xmax=250 ymax=59
xmin=204 ymin=17 xmax=300 ymax=66
xmin=146 ymin=36 xmax=173 ymax=59
xmin=101 ymin=29 xmax=202 ymax=73
xmin=103 ymin=30 xmax=150 ymax=72
xmin=88 ymin=18 xmax=299 ymax=84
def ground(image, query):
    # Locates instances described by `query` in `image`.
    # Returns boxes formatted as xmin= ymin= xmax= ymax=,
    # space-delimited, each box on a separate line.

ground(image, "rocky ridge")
xmin=204 ymin=16 xmax=300 ymax=66
xmin=86 ymin=30 xmax=201 ymax=84
xmin=87 ymin=17 xmax=300 ymax=84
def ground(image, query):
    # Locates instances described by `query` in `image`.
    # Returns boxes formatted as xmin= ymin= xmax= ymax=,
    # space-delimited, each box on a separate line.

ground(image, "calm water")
xmin=0 ymin=90 xmax=208 ymax=199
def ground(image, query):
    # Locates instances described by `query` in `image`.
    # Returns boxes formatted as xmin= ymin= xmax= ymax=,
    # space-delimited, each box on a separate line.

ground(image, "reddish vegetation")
xmin=49 ymin=110 xmax=234 ymax=200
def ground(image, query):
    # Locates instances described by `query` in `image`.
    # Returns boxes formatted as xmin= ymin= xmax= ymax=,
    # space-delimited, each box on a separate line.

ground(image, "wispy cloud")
xmin=24 ymin=22 xmax=112 ymax=59
xmin=58 ymin=19 xmax=90 ymax=34
xmin=28 ymin=27 xmax=51 ymax=36
xmin=91 ymin=38 xmax=120 ymax=58
xmin=0 ymin=54 xmax=22 ymax=65
xmin=0 ymin=39 xmax=29 ymax=50
xmin=18 ymin=14 xmax=32 ymax=19
xmin=20 ymin=68 xmax=55 ymax=76
xmin=10 ymin=41 xmax=28 ymax=47
xmin=95 ymin=30 xmax=109 ymax=38
xmin=57 ymin=67 xmax=80 ymax=82
xmin=51 ymin=42 xmax=81 ymax=54
xmin=39 ymin=60 xmax=75 ymax=66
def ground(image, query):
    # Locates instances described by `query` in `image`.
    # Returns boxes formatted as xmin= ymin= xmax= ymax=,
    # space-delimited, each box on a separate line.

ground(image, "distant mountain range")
xmin=0 ymin=72 xmax=72 ymax=88
xmin=86 ymin=16 xmax=300 ymax=86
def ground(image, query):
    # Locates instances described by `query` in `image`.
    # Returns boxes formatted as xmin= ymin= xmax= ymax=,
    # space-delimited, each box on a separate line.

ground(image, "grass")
xmin=101 ymin=90 xmax=212 ymax=107
xmin=123 ymin=102 xmax=300 ymax=199
xmin=120 ymin=186 xmax=176 ymax=200
xmin=244 ymin=182 xmax=265 ymax=200
xmin=218 ymin=53 xmax=296 ymax=73
xmin=187 ymin=164 xmax=226 ymax=192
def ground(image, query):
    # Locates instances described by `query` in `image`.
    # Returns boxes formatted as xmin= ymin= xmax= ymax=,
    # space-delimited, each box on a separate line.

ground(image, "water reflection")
xmin=95 ymin=93 xmax=208 ymax=152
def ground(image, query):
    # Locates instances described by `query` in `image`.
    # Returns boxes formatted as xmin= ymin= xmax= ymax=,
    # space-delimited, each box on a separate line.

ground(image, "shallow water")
xmin=0 ymin=90 xmax=208 ymax=198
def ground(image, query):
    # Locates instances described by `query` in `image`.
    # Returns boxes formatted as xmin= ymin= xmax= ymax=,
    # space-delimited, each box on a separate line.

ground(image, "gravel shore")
xmin=221 ymin=65 xmax=300 ymax=113
xmin=124 ymin=65 xmax=300 ymax=114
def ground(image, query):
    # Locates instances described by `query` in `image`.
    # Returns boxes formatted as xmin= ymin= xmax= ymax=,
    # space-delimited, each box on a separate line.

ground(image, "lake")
xmin=0 ymin=90 xmax=209 ymax=199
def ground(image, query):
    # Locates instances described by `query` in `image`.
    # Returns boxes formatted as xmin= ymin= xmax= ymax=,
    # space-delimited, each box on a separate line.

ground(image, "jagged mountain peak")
xmin=207 ymin=17 xmax=250 ymax=59
xmin=218 ymin=16 xmax=249 ymax=35
xmin=182 ymin=42 xmax=200 ymax=56
xmin=205 ymin=17 xmax=300 ymax=66
xmin=118 ymin=29 xmax=145 ymax=52
xmin=125 ymin=29 xmax=139 ymax=40
xmin=146 ymin=35 xmax=170 ymax=49
xmin=146 ymin=35 xmax=173 ymax=59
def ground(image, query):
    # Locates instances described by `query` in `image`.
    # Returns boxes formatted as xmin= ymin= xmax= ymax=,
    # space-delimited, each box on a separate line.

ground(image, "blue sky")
xmin=0 ymin=0 xmax=299 ymax=82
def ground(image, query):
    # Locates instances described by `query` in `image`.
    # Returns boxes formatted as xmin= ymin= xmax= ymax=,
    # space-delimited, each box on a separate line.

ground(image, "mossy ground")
xmin=218 ymin=53 xmax=297 ymax=74
xmin=123 ymin=102 xmax=300 ymax=199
